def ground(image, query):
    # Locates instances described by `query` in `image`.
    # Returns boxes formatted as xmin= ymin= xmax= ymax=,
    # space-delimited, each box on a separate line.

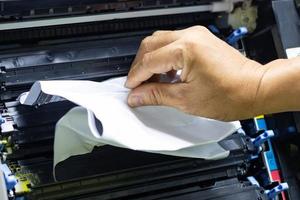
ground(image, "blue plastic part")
xmin=0 ymin=164 xmax=17 ymax=190
xmin=256 ymin=118 xmax=267 ymax=130
xmin=208 ymin=25 xmax=220 ymax=34
xmin=254 ymin=117 xmax=279 ymax=171
xmin=266 ymin=183 xmax=289 ymax=199
xmin=265 ymin=140 xmax=278 ymax=171
xmin=0 ymin=116 xmax=4 ymax=125
xmin=252 ymin=130 xmax=275 ymax=148
xmin=226 ymin=27 xmax=248 ymax=45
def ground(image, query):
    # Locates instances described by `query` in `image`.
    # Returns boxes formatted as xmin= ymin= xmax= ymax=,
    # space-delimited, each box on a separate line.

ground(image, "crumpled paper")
xmin=20 ymin=77 xmax=241 ymax=171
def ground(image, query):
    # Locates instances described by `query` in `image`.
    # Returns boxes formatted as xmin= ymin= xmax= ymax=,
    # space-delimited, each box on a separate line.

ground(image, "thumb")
xmin=127 ymin=82 xmax=185 ymax=107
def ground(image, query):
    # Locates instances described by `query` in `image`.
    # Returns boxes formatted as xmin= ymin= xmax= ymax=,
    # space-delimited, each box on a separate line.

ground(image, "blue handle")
xmin=226 ymin=27 xmax=248 ymax=45
xmin=266 ymin=183 xmax=289 ymax=199
xmin=252 ymin=130 xmax=275 ymax=148
xmin=0 ymin=116 xmax=4 ymax=125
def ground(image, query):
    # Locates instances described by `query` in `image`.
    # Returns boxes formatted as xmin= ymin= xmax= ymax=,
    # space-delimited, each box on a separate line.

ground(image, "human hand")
xmin=125 ymin=26 xmax=267 ymax=121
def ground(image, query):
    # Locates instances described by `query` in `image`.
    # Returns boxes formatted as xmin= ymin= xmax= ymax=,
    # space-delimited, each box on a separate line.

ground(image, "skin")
xmin=125 ymin=26 xmax=300 ymax=122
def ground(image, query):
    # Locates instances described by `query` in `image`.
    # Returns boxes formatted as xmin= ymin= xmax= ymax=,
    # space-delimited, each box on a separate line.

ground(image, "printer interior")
xmin=0 ymin=0 xmax=300 ymax=199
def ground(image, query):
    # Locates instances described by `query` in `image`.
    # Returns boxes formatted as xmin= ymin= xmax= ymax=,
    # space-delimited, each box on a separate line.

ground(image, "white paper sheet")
xmin=20 ymin=76 xmax=241 ymax=170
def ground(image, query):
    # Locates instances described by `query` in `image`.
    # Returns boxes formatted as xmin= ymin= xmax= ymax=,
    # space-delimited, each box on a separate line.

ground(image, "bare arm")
xmin=257 ymin=57 xmax=300 ymax=116
xmin=125 ymin=26 xmax=300 ymax=121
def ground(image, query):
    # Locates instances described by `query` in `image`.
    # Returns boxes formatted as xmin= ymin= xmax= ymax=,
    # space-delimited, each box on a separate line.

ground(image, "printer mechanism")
xmin=0 ymin=0 xmax=300 ymax=199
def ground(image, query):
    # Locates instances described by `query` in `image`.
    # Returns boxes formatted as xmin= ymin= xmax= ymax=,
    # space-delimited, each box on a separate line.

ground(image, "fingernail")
xmin=124 ymin=80 xmax=129 ymax=88
xmin=125 ymin=79 xmax=133 ymax=88
xmin=128 ymin=95 xmax=143 ymax=107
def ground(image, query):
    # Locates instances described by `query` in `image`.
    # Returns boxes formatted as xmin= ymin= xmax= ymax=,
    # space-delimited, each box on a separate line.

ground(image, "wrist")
xmin=239 ymin=59 xmax=267 ymax=118
xmin=250 ymin=62 xmax=271 ymax=117
xmin=224 ymin=58 xmax=266 ymax=120
xmin=254 ymin=58 xmax=300 ymax=116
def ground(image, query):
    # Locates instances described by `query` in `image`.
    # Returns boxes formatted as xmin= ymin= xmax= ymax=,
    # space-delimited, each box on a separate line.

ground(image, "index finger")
xmin=125 ymin=41 xmax=185 ymax=88
xmin=131 ymin=30 xmax=179 ymax=67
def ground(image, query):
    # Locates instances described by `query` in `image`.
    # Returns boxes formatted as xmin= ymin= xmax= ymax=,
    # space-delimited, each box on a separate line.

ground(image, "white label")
xmin=286 ymin=47 xmax=300 ymax=58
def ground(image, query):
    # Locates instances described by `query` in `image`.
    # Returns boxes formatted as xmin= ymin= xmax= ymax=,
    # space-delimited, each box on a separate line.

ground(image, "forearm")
xmin=257 ymin=57 xmax=300 ymax=115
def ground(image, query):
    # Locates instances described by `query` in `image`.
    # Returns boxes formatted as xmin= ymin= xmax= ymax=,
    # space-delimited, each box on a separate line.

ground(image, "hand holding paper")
xmin=19 ymin=76 xmax=241 ymax=169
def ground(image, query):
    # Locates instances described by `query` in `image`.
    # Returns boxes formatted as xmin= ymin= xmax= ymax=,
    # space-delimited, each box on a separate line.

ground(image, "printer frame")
xmin=0 ymin=0 xmax=299 ymax=199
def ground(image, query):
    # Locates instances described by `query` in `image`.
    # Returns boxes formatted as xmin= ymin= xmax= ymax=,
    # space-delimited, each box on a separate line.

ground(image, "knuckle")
xmin=147 ymin=85 xmax=163 ymax=105
xmin=153 ymin=30 xmax=164 ymax=36
xmin=172 ymin=45 xmax=186 ymax=69
xmin=191 ymin=25 xmax=208 ymax=32
xmin=142 ymin=52 xmax=152 ymax=66
xmin=173 ymin=45 xmax=185 ymax=58
xmin=173 ymin=86 xmax=189 ymax=110
xmin=153 ymin=30 xmax=172 ymax=36
xmin=182 ymin=39 xmax=196 ymax=50
xmin=174 ymin=47 xmax=184 ymax=59
xmin=140 ymin=37 xmax=152 ymax=51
